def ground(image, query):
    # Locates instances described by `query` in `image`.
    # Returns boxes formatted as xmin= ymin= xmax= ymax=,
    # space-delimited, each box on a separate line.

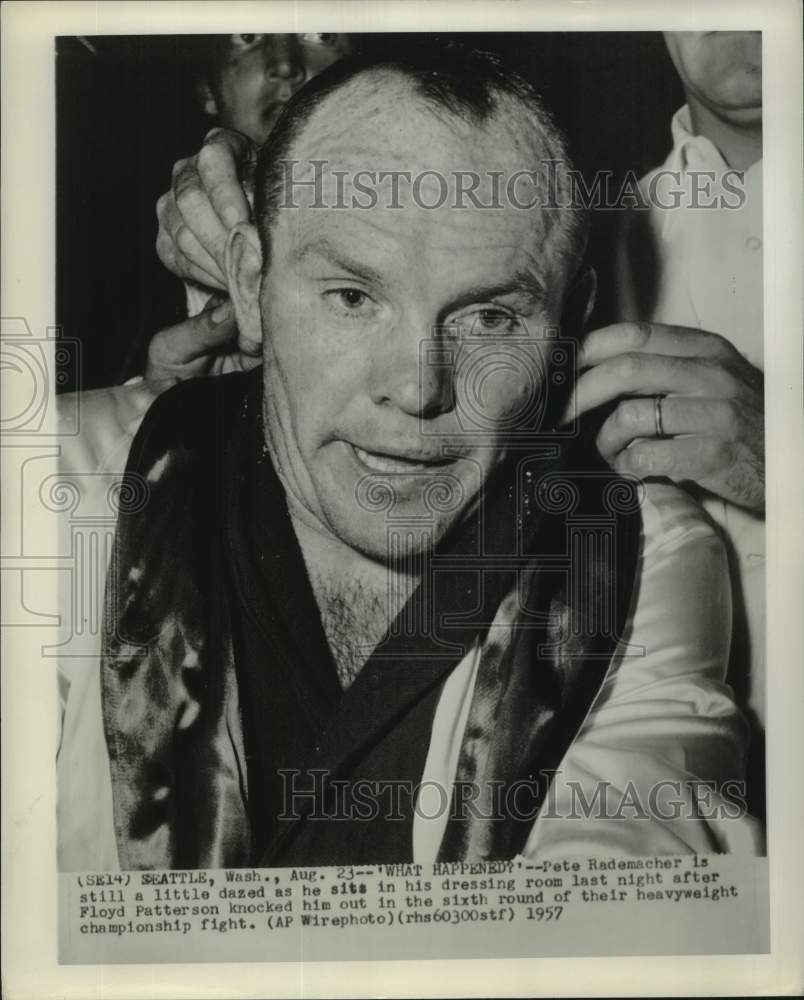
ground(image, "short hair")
xmin=253 ymin=41 xmax=589 ymax=293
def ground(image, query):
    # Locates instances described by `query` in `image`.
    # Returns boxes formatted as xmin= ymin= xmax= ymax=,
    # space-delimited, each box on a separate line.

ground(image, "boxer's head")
xmin=226 ymin=45 xmax=591 ymax=561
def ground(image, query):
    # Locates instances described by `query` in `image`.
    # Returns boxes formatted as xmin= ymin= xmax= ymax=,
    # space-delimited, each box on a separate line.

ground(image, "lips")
xmin=262 ymin=101 xmax=289 ymax=124
xmin=352 ymin=445 xmax=454 ymax=474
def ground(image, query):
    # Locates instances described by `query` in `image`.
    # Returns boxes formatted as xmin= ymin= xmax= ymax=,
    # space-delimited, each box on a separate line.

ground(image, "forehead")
xmin=291 ymin=72 xmax=546 ymax=186
xmin=270 ymin=73 xmax=566 ymax=288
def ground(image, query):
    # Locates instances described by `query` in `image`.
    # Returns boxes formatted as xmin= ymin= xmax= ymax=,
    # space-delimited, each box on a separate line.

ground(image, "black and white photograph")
xmin=2 ymin=1 xmax=802 ymax=996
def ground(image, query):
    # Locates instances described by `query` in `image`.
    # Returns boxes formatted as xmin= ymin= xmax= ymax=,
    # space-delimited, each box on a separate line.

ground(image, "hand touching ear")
xmin=155 ymin=128 xmax=257 ymax=290
xmin=148 ymin=128 xmax=263 ymax=389
xmin=564 ymin=322 xmax=764 ymax=512
xmin=145 ymin=296 xmax=261 ymax=390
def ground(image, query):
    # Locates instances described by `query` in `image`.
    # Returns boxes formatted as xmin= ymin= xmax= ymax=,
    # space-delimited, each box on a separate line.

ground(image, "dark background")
xmin=56 ymin=32 xmax=684 ymax=392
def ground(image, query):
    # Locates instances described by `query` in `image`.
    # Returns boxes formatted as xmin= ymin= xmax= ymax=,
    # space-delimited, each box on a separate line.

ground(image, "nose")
xmin=264 ymin=34 xmax=305 ymax=84
xmin=369 ymin=318 xmax=454 ymax=419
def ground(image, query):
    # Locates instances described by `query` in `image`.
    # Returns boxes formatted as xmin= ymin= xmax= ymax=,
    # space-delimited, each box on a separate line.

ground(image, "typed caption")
xmin=60 ymin=853 xmax=769 ymax=964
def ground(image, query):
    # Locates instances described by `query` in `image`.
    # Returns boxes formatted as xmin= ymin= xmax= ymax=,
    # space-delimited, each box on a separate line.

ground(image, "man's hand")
xmin=565 ymin=322 xmax=764 ymax=512
xmin=145 ymin=297 xmax=261 ymax=388
xmin=155 ymin=128 xmax=257 ymax=289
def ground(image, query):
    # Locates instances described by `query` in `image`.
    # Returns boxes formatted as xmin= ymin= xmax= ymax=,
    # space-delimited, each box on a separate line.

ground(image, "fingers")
xmin=158 ymin=129 xmax=255 ymax=285
xmin=579 ymin=322 xmax=735 ymax=369
xmin=156 ymin=191 xmax=225 ymax=288
xmin=564 ymin=352 xmax=736 ymax=423
xmin=613 ymin=435 xmax=723 ymax=483
xmin=197 ymin=128 xmax=256 ymax=228
xmin=612 ymin=420 xmax=764 ymax=511
xmin=155 ymin=227 xmax=221 ymax=287
xmin=575 ymin=323 xmax=764 ymax=510
xmin=145 ymin=299 xmax=238 ymax=381
xmin=596 ymin=396 xmax=740 ymax=462
xmin=171 ymin=158 xmax=233 ymax=275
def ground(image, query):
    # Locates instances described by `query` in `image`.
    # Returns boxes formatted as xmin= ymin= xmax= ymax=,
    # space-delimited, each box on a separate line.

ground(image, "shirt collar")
xmin=669 ymin=104 xmax=762 ymax=182
xmin=670 ymin=104 xmax=729 ymax=172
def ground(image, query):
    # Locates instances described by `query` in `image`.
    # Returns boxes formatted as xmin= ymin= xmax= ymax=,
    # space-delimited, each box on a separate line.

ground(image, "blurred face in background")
xmin=203 ymin=33 xmax=354 ymax=144
xmin=664 ymin=31 xmax=761 ymax=124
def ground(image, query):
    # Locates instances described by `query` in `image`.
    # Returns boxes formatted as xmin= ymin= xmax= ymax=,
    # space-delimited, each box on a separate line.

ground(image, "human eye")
xmin=297 ymin=32 xmax=339 ymax=47
xmin=458 ymin=306 xmax=523 ymax=337
xmin=229 ymin=33 xmax=266 ymax=49
xmin=323 ymin=286 xmax=376 ymax=318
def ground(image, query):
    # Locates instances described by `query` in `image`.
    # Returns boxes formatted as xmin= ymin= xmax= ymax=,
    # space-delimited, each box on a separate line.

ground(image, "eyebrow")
xmin=445 ymin=273 xmax=547 ymax=314
xmin=293 ymin=239 xmax=387 ymax=286
xmin=293 ymin=238 xmax=548 ymax=311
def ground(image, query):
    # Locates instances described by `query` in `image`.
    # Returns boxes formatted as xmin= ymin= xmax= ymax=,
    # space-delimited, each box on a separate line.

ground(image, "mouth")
xmin=262 ymin=100 xmax=289 ymax=125
xmin=352 ymin=445 xmax=455 ymax=474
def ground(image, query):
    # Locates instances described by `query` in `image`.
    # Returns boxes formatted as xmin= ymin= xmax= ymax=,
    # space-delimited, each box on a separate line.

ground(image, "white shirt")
xmin=615 ymin=105 xmax=765 ymax=728
xmin=56 ymin=384 xmax=760 ymax=869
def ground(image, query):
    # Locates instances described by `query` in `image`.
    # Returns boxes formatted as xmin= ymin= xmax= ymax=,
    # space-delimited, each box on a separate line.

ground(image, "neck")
xmin=288 ymin=505 xmax=420 ymax=689
xmin=686 ymin=93 xmax=762 ymax=171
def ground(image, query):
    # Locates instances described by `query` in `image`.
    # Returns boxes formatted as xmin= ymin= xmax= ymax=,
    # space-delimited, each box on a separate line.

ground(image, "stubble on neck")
xmin=289 ymin=508 xmax=420 ymax=689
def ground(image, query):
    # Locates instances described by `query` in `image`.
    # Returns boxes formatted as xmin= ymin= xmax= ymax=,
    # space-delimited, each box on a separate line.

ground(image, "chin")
xmin=709 ymin=92 xmax=763 ymax=123
xmin=325 ymin=505 xmax=458 ymax=567
xmin=711 ymin=72 xmax=762 ymax=108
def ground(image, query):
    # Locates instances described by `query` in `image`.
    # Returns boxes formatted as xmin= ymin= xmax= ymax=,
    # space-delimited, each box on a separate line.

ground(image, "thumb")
xmin=145 ymin=298 xmax=237 ymax=378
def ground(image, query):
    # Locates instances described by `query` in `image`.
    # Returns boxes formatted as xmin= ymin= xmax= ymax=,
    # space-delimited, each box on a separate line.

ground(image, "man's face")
xmin=208 ymin=33 xmax=353 ymax=144
xmin=664 ymin=31 xmax=761 ymax=123
xmin=254 ymin=79 xmax=568 ymax=562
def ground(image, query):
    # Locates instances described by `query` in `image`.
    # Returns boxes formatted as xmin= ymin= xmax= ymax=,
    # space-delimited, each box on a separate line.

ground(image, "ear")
xmin=225 ymin=223 xmax=264 ymax=356
xmin=197 ymin=81 xmax=219 ymax=117
xmin=561 ymin=267 xmax=597 ymax=339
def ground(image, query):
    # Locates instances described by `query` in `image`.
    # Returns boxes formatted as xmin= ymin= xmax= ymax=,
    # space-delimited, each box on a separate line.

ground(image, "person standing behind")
xmin=195 ymin=32 xmax=354 ymax=148
xmin=610 ymin=30 xmax=764 ymax=814
xmin=145 ymin=33 xmax=355 ymax=378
